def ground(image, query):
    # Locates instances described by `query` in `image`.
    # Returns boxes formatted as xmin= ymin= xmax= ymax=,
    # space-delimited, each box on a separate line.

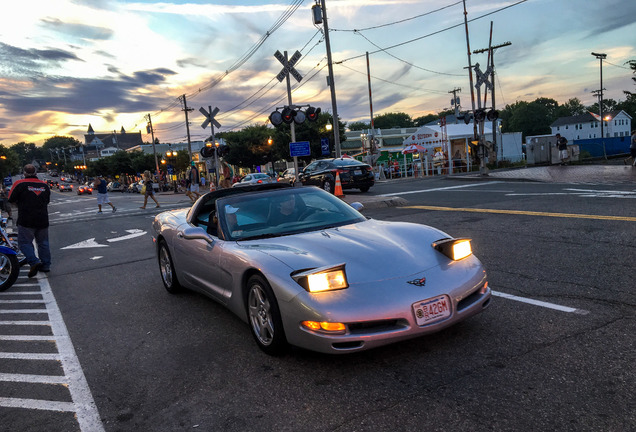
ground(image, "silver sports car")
xmin=152 ymin=184 xmax=491 ymax=355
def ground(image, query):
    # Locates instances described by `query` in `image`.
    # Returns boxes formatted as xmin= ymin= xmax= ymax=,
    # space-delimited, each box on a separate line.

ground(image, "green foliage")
xmin=372 ymin=112 xmax=413 ymax=129
xmin=413 ymin=114 xmax=438 ymax=126
xmin=0 ymin=145 xmax=21 ymax=178
xmin=347 ymin=121 xmax=370 ymax=131
xmin=9 ymin=142 xmax=45 ymax=167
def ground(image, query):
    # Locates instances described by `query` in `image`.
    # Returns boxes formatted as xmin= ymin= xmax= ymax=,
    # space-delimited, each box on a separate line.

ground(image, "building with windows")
xmin=550 ymin=110 xmax=632 ymax=141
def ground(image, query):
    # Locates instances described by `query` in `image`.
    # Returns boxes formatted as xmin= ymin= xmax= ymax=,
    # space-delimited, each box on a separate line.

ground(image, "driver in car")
xmin=268 ymin=194 xmax=303 ymax=226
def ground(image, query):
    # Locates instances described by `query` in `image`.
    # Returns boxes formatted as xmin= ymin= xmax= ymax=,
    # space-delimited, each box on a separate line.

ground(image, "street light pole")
xmin=591 ymin=52 xmax=607 ymax=159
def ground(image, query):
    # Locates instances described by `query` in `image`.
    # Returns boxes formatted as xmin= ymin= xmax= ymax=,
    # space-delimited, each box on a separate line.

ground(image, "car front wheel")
xmin=245 ymin=275 xmax=287 ymax=355
xmin=158 ymin=240 xmax=181 ymax=293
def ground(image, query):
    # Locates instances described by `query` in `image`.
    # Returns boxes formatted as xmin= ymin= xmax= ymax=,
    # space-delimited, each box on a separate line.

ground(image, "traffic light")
xmin=306 ymin=106 xmax=321 ymax=122
xmin=486 ymin=109 xmax=499 ymax=121
xmin=462 ymin=112 xmax=473 ymax=125
xmin=281 ymin=107 xmax=296 ymax=124
xmin=200 ymin=146 xmax=215 ymax=158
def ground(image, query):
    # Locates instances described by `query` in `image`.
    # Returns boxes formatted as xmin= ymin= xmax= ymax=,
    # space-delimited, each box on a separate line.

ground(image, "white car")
xmin=232 ymin=173 xmax=275 ymax=187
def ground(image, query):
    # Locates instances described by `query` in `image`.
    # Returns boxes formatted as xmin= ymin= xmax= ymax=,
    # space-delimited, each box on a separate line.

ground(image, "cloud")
xmin=0 ymin=68 xmax=177 ymax=115
xmin=0 ymin=42 xmax=82 ymax=77
xmin=40 ymin=17 xmax=114 ymax=41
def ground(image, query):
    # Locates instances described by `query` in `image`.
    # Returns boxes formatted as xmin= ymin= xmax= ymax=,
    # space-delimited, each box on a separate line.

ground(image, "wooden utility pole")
xmin=179 ymin=94 xmax=194 ymax=161
xmin=146 ymin=113 xmax=159 ymax=175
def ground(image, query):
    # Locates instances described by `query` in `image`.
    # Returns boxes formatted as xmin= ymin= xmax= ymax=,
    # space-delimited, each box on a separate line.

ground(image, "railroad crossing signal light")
xmin=281 ymin=107 xmax=296 ymax=124
xmin=486 ymin=109 xmax=499 ymax=121
xmin=474 ymin=109 xmax=486 ymax=122
xmin=306 ymin=106 xmax=321 ymax=122
xmin=269 ymin=110 xmax=283 ymax=126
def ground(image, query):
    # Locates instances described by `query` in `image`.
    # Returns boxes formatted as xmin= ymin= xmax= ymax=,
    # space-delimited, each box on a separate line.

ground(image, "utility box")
xmin=550 ymin=145 xmax=580 ymax=164
xmin=526 ymin=135 xmax=554 ymax=165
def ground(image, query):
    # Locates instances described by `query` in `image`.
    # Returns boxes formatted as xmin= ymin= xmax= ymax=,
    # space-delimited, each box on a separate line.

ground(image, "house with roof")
xmin=550 ymin=110 xmax=632 ymax=141
xmin=82 ymin=124 xmax=145 ymax=159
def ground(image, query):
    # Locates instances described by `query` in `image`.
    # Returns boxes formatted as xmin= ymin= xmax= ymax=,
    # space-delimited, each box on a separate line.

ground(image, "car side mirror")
xmin=349 ymin=202 xmax=364 ymax=212
xmin=179 ymin=226 xmax=214 ymax=244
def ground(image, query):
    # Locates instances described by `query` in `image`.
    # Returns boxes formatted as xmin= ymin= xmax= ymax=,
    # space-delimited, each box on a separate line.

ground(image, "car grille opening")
xmin=332 ymin=341 xmax=363 ymax=350
xmin=348 ymin=319 xmax=406 ymax=334
xmin=457 ymin=285 xmax=488 ymax=312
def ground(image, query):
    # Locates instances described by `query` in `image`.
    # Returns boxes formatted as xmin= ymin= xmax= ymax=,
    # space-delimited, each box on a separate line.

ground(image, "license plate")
xmin=353 ymin=169 xmax=362 ymax=176
xmin=412 ymin=295 xmax=451 ymax=326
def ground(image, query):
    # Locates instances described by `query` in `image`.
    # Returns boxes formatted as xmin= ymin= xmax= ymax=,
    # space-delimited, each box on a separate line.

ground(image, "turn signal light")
xmin=302 ymin=321 xmax=346 ymax=333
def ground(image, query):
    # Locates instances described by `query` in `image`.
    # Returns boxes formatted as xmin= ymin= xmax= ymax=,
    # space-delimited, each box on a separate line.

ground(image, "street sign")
xmin=275 ymin=50 xmax=302 ymax=83
xmin=321 ymin=138 xmax=330 ymax=156
xmin=3 ymin=176 xmax=12 ymax=187
xmin=167 ymin=165 xmax=174 ymax=175
xmin=200 ymin=106 xmax=221 ymax=130
xmin=289 ymin=141 xmax=310 ymax=157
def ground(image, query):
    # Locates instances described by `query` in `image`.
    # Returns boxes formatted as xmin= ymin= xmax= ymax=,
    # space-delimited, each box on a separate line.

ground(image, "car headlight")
xmin=432 ymin=238 xmax=472 ymax=261
xmin=292 ymin=264 xmax=349 ymax=293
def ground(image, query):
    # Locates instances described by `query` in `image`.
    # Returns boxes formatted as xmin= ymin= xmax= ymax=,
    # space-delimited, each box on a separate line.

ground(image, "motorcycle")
xmin=0 ymin=218 xmax=24 ymax=292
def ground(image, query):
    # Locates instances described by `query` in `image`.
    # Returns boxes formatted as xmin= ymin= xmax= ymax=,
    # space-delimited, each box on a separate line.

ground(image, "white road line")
xmin=0 ymin=299 xmax=45 ymax=304
xmin=0 ymin=335 xmax=56 ymax=341
xmin=0 ymin=292 xmax=43 ymax=296
xmin=0 ymin=373 xmax=67 ymax=384
xmin=492 ymin=291 xmax=588 ymax=314
xmin=379 ymin=181 xmax=502 ymax=196
xmin=0 ymin=352 xmax=60 ymax=360
xmin=0 ymin=309 xmax=48 ymax=314
xmin=39 ymin=277 xmax=105 ymax=432
xmin=0 ymin=397 xmax=75 ymax=412
xmin=0 ymin=321 xmax=51 ymax=325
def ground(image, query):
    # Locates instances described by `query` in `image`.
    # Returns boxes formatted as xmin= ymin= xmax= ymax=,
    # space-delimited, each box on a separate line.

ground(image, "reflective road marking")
xmin=403 ymin=205 xmax=636 ymax=222
xmin=379 ymin=182 xmax=502 ymax=196
xmin=492 ymin=291 xmax=588 ymax=314
xmin=0 ymin=276 xmax=104 ymax=431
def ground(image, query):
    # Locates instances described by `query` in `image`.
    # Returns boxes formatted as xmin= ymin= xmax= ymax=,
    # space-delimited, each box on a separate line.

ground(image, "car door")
xmin=173 ymin=202 xmax=228 ymax=304
xmin=300 ymin=161 xmax=320 ymax=186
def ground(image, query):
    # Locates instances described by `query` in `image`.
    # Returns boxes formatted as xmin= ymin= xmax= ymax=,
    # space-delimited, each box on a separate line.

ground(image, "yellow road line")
xmin=403 ymin=205 xmax=636 ymax=222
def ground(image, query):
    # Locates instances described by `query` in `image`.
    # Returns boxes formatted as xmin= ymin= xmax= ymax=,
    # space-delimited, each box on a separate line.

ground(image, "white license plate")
xmin=354 ymin=169 xmax=362 ymax=175
xmin=412 ymin=295 xmax=451 ymax=325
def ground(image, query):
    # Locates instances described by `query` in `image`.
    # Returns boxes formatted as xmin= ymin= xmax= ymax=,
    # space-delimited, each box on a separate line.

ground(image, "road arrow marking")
xmin=61 ymin=238 xmax=108 ymax=250
xmin=90 ymin=256 xmax=103 ymax=260
xmin=107 ymin=229 xmax=146 ymax=243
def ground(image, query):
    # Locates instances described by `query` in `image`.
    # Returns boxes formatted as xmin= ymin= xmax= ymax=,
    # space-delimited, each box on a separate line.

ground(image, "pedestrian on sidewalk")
xmin=94 ymin=175 xmax=117 ymax=213
xmin=0 ymin=184 xmax=12 ymax=220
xmin=556 ymin=133 xmax=569 ymax=165
xmin=630 ymin=130 xmax=636 ymax=166
xmin=140 ymin=171 xmax=160 ymax=209
xmin=8 ymin=164 xmax=51 ymax=277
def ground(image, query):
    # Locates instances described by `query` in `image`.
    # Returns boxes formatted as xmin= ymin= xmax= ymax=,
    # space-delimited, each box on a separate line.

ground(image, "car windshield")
xmin=216 ymin=187 xmax=366 ymax=241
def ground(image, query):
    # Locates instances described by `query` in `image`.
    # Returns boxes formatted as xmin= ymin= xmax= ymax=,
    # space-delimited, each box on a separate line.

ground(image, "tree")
xmin=347 ymin=121 xmax=370 ymax=131
xmin=500 ymin=100 xmax=552 ymax=139
xmin=10 ymin=142 xmax=43 ymax=167
xmin=0 ymin=145 xmax=21 ymax=178
xmin=372 ymin=112 xmax=413 ymax=129
xmin=624 ymin=60 xmax=636 ymax=98
xmin=587 ymin=98 xmax=618 ymax=114
xmin=413 ymin=114 xmax=438 ymax=127
xmin=555 ymin=98 xmax=586 ymax=117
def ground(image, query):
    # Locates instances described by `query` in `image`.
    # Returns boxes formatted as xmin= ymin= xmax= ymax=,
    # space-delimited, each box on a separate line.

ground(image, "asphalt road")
xmin=1 ymin=176 xmax=634 ymax=431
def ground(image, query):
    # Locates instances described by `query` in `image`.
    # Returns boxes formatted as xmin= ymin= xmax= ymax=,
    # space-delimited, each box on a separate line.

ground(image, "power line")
xmin=331 ymin=0 xmax=462 ymax=32
xmin=336 ymin=63 xmax=448 ymax=95
xmin=337 ymin=0 xmax=529 ymax=64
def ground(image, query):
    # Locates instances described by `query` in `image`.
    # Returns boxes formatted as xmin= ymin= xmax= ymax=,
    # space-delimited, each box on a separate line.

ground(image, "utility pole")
xmin=319 ymin=0 xmax=341 ymax=157
xmin=474 ymin=39 xmax=511 ymax=165
xmin=591 ymin=52 xmax=607 ymax=159
xmin=449 ymin=88 xmax=461 ymax=122
xmin=179 ymin=94 xmax=194 ymax=161
xmin=366 ymin=51 xmax=375 ymax=156
xmin=462 ymin=0 xmax=478 ymax=143
xmin=146 ymin=113 xmax=160 ymax=175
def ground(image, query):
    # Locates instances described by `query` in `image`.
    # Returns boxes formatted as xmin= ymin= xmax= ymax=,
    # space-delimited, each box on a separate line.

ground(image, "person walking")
xmin=630 ymin=130 xmax=636 ymax=166
xmin=94 ymin=175 xmax=117 ymax=213
xmin=139 ymin=171 xmax=160 ymax=209
xmin=0 ymin=184 xmax=12 ymax=220
xmin=556 ymin=133 xmax=569 ymax=165
xmin=189 ymin=163 xmax=202 ymax=200
xmin=8 ymin=164 xmax=51 ymax=277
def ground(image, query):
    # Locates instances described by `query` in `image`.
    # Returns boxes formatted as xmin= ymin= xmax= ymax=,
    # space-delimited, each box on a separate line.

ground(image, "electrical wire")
xmin=336 ymin=63 xmax=448 ymax=95
xmin=331 ymin=0 xmax=463 ymax=32
xmin=337 ymin=0 xmax=529 ymax=64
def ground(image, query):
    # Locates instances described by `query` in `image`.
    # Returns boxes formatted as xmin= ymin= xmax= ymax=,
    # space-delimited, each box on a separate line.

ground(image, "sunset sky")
xmin=1 ymin=0 xmax=634 ymax=147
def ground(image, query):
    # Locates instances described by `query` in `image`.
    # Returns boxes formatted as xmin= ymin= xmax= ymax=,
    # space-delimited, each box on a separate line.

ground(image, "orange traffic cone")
xmin=334 ymin=172 xmax=344 ymax=197
xmin=209 ymin=182 xmax=216 ymax=192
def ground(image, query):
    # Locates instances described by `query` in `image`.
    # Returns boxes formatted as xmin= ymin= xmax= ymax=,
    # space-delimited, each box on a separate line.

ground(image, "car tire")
xmin=0 ymin=252 xmax=20 ymax=292
xmin=158 ymin=240 xmax=181 ymax=294
xmin=322 ymin=179 xmax=334 ymax=194
xmin=360 ymin=186 xmax=370 ymax=193
xmin=245 ymin=274 xmax=287 ymax=356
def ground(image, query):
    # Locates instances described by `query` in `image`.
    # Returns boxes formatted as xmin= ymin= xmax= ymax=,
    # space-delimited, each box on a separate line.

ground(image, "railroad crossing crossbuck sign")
xmin=200 ymin=106 xmax=221 ymax=130
xmin=275 ymin=50 xmax=302 ymax=83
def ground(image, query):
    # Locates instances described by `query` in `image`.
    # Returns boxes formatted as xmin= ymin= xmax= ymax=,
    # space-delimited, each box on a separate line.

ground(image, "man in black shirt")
xmin=8 ymin=164 xmax=51 ymax=277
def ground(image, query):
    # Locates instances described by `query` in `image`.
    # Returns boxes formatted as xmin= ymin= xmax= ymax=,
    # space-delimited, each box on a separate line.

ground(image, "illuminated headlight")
xmin=433 ymin=238 xmax=472 ymax=261
xmin=292 ymin=264 xmax=349 ymax=293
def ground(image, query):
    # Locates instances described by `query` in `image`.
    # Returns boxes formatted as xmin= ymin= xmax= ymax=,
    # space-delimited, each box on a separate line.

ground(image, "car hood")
xmin=237 ymin=219 xmax=452 ymax=283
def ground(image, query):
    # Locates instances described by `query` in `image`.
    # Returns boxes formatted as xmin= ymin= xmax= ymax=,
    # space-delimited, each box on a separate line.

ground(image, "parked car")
xmin=277 ymin=168 xmax=296 ymax=184
xmin=152 ymin=183 xmax=490 ymax=355
xmin=58 ymin=182 xmax=73 ymax=192
xmin=300 ymin=157 xmax=374 ymax=193
xmin=77 ymin=185 xmax=92 ymax=195
xmin=232 ymin=173 xmax=275 ymax=187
